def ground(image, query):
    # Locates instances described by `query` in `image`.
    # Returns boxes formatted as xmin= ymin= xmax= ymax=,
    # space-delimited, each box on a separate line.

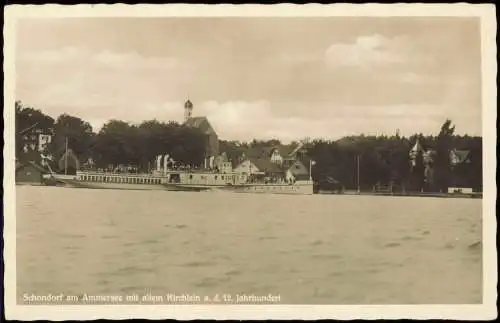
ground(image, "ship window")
xmin=221 ymin=176 xmax=224 ymax=180
xmin=214 ymin=176 xmax=218 ymax=180
xmin=189 ymin=175 xmax=193 ymax=179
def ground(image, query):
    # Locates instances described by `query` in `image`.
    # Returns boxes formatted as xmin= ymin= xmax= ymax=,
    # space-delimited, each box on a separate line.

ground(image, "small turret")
xmin=184 ymin=100 xmax=193 ymax=122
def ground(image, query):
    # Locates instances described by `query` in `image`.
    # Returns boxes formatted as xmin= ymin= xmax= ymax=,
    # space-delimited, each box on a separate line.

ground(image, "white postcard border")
xmin=3 ymin=3 xmax=497 ymax=321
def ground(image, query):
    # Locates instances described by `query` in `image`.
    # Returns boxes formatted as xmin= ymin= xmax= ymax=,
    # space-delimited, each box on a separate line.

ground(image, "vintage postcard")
xmin=3 ymin=3 xmax=497 ymax=321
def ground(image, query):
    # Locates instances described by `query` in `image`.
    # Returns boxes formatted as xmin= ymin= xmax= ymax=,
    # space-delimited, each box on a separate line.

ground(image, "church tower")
xmin=184 ymin=99 xmax=193 ymax=122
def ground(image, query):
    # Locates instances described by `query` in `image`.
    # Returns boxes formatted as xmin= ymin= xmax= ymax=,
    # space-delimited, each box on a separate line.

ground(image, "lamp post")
xmin=309 ymin=160 xmax=316 ymax=181
xmin=356 ymin=155 xmax=360 ymax=193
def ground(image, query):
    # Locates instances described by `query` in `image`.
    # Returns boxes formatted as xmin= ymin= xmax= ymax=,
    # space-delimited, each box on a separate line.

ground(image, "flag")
xmin=311 ymin=160 xmax=316 ymax=165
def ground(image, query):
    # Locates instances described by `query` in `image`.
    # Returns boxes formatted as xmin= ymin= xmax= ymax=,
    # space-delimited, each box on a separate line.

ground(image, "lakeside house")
xmin=409 ymin=138 xmax=475 ymax=192
xmin=21 ymin=128 xmax=53 ymax=154
xmin=228 ymin=140 xmax=313 ymax=182
xmin=15 ymin=161 xmax=47 ymax=184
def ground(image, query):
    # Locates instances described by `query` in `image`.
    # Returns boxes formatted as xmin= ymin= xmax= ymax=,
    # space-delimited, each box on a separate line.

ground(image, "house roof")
xmin=289 ymin=141 xmax=312 ymax=156
xmin=15 ymin=161 xmax=48 ymax=173
xmin=268 ymin=145 xmax=294 ymax=157
xmin=242 ymin=147 xmax=266 ymax=159
xmin=58 ymin=149 xmax=80 ymax=169
xmin=450 ymin=149 xmax=471 ymax=163
xmin=184 ymin=116 xmax=215 ymax=135
xmin=248 ymin=157 xmax=284 ymax=174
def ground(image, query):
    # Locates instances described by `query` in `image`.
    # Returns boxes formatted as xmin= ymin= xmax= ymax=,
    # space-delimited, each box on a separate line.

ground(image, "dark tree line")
xmin=15 ymin=101 xmax=207 ymax=173
xmin=305 ymin=121 xmax=482 ymax=192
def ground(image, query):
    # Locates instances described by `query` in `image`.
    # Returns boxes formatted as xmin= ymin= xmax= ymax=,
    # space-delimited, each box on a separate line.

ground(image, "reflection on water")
xmin=16 ymin=186 xmax=482 ymax=304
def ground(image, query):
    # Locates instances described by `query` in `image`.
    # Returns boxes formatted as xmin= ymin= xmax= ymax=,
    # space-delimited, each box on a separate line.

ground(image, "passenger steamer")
xmin=42 ymin=169 xmax=314 ymax=195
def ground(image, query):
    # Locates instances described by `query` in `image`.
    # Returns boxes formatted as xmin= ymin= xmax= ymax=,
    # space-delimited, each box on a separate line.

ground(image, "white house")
xmin=233 ymin=159 xmax=263 ymax=175
xmin=214 ymin=153 xmax=233 ymax=174
xmin=269 ymin=148 xmax=284 ymax=164
xmin=38 ymin=134 xmax=52 ymax=152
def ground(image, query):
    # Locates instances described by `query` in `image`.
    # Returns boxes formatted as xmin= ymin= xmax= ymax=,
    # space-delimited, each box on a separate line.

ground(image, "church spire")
xmin=184 ymin=99 xmax=193 ymax=122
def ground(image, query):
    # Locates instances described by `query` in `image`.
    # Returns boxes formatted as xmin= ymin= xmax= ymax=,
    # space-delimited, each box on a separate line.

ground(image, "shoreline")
xmin=318 ymin=190 xmax=483 ymax=199
xmin=16 ymin=182 xmax=483 ymax=199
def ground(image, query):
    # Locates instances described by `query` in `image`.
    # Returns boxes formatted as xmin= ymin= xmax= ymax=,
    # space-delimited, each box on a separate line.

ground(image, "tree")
xmin=48 ymin=114 xmax=94 ymax=168
xmin=93 ymin=120 xmax=137 ymax=168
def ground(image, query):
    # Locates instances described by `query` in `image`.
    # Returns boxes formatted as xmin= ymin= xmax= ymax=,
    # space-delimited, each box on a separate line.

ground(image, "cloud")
xmin=19 ymin=47 xmax=181 ymax=71
xmin=325 ymin=34 xmax=407 ymax=68
xmin=144 ymin=101 xmax=472 ymax=143
xmin=16 ymin=47 xmax=192 ymax=123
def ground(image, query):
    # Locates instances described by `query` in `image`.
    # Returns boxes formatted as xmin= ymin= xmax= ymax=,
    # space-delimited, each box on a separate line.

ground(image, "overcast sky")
xmin=15 ymin=17 xmax=482 ymax=142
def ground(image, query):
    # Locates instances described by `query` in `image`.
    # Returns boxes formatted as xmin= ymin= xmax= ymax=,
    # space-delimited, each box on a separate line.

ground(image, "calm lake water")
xmin=16 ymin=186 xmax=482 ymax=304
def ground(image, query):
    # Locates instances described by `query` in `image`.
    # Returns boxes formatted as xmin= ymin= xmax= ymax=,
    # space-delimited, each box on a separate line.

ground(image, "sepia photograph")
xmin=3 ymin=3 xmax=497 ymax=320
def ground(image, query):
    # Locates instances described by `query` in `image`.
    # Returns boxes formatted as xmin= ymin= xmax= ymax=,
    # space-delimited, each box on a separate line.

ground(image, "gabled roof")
xmin=289 ymin=141 xmax=311 ymax=156
xmin=450 ymin=149 xmax=471 ymax=164
xmin=247 ymin=157 xmax=284 ymax=174
xmin=58 ymin=149 xmax=80 ymax=170
xmin=15 ymin=161 xmax=48 ymax=173
xmin=267 ymin=145 xmax=294 ymax=157
xmin=184 ymin=116 xmax=216 ymax=135
xmin=242 ymin=147 xmax=266 ymax=159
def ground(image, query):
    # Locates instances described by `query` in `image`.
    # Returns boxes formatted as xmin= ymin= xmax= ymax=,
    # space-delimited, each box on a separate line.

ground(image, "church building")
xmin=182 ymin=100 xmax=219 ymax=169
